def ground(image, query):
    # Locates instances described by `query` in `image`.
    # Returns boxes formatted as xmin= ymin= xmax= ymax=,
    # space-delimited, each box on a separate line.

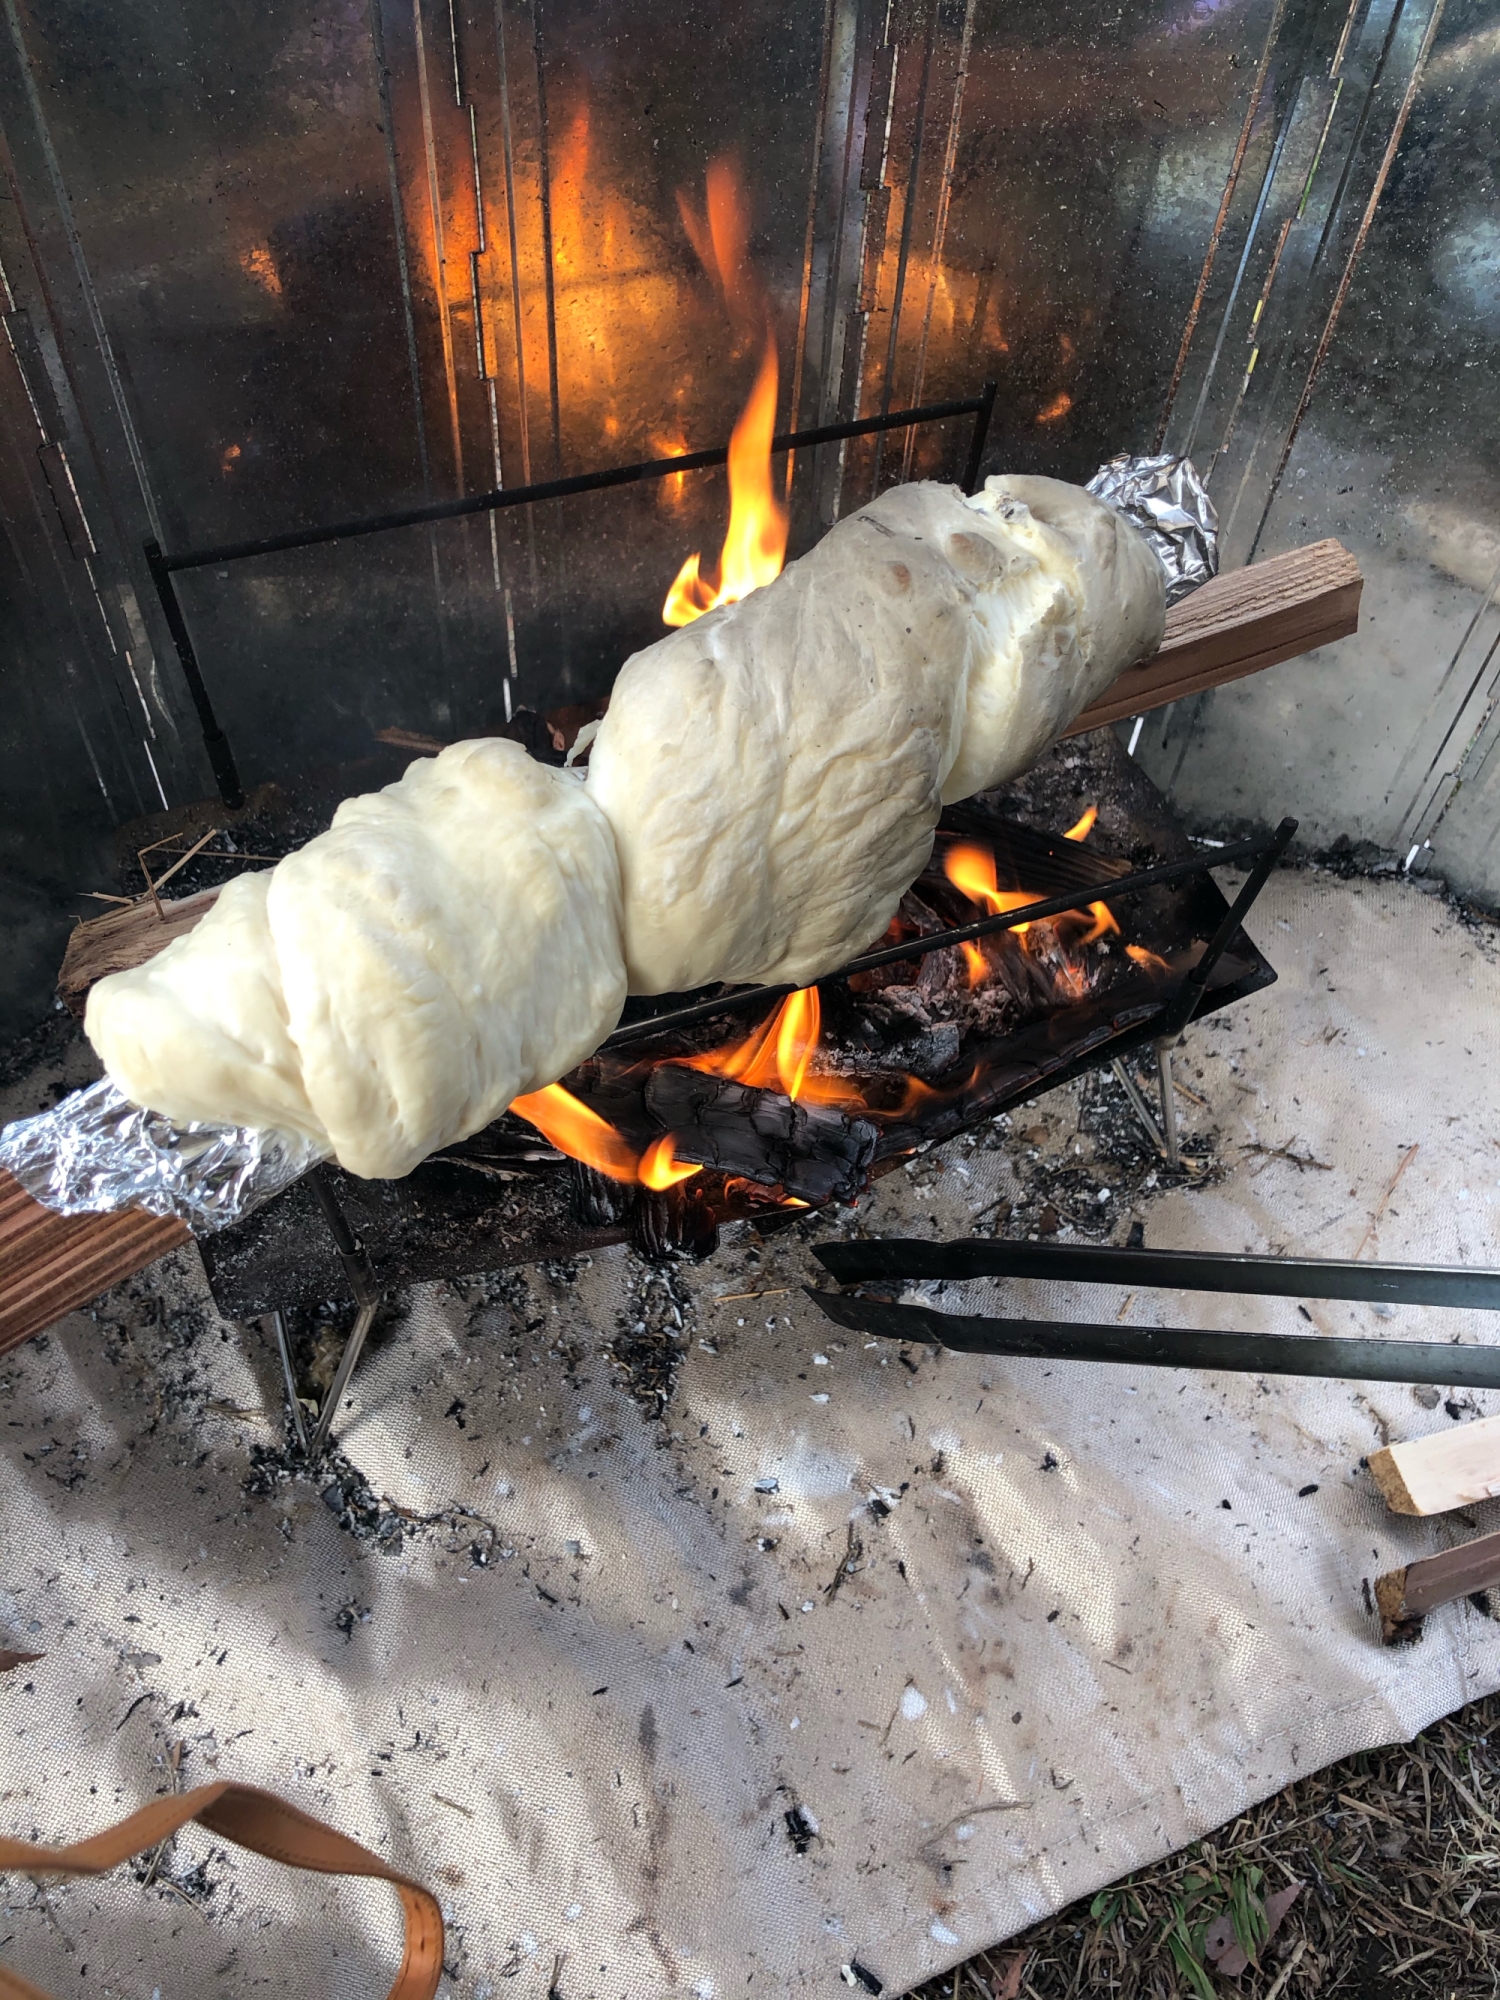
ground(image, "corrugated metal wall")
xmin=0 ymin=0 xmax=1492 ymax=1041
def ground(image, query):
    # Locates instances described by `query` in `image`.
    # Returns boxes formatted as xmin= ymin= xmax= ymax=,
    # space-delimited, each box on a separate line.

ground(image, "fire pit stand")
xmin=195 ymin=727 xmax=1293 ymax=1450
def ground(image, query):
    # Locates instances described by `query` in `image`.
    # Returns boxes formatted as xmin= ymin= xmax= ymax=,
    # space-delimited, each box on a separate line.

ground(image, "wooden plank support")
xmin=1374 ymin=1527 xmax=1500 ymax=1645
xmin=0 ymin=1166 xmax=188 ymax=1358
xmin=1065 ymin=538 xmax=1362 ymax=736
xmin=1369 ymin=1414 xmax=1500 ymax=1516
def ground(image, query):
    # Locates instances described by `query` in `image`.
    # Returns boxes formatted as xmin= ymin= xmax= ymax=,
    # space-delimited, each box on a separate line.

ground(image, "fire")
xmin=640 ymin=1135 xmax=702 ymax=1190
xmin=1126 ymin=943 xmax=1171 ymax=975
xmin=662 ymin=158 xmax=788 ymax=626
xmin=943 ymin=843 xmax=1046 ymax=932
xmin=942 ymin=832 xmax=1118 ymax=979
xmin=510 ymin=1083 xmax=640 ymax=1183
xmin=1037 ymin=392 xmax=1074 ymax=425
xmin=510 ymin=1084 xmax=705 ymax=1191
xmin=684 ymin=985 xmax=876 ymax=1113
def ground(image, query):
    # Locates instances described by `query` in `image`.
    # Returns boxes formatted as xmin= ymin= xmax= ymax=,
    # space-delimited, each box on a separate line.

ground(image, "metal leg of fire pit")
xmin=1110 ymin=1057 xmax=1167 ymax=1157
xmin=309 ymin=1300 xmax=379 ymax=1459
xmin=267 ymin=1308 xmax=311 ymax=1456
xmin=305 ymin=1166 xmax=382 ymax=1457
xmin=1156 ymin=1042 xmax=1181 ymax=1169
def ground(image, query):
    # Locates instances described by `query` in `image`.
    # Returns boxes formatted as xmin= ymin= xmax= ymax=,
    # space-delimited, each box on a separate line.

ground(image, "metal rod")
xmin=806 ymin=1291 xmax=1500 ymax=1391
xmin=159 ymin=395 xmax=989 ymax=574
xmin=267 ymin=1309 xmax=311 ymax=1455
xmin=812 ymin=1239 xmax=1500 ymax=1311
xmin=1155 ymin=818 xmax=1298 ymax=1041
xmin=307 ymin=1165 xmax=379 ymax=1308
xmin=960 ymin=379 xmax=998 ymax=495
xmin=602 ymin=824 xmax=1285 ymax=1051
xmin=142 ymin=539 xmax=245 ymax=808
xmin=308 ymin=1299 xmax=379 ymax=1458
xmin=1110 ymin=1057 xmax=1167 ymax=1157
xmin=1156 ymin=1041 xmax=1181 ymax=1168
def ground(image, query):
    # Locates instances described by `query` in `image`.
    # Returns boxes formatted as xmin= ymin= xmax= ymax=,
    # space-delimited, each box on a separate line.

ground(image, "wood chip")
xmin=1370 ymin=1414 xmax=1500 ymax=1516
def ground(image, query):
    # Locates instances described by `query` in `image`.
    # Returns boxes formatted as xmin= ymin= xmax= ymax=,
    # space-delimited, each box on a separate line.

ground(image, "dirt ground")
xmin=910 ymin=1694 xmax=1500 ymax=1999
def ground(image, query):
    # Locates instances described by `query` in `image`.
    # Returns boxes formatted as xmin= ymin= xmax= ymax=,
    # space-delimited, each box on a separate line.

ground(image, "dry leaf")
xmin=0 ymin=1649 xmax=43 ymax=1673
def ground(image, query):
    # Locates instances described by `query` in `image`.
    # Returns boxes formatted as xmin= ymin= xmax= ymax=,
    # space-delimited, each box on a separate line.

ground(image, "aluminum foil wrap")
xmin=0 ymin=1077 xmax=328 ymax=1233
xmin=1087 ymin=453 xmax=1218 ymax=605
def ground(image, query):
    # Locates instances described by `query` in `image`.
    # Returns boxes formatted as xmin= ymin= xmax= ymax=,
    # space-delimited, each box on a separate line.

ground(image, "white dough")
xmin=86 ymin=739 xmax=627 ymax=1180
xmin=86 ymin=472 xmax=1161 ymax=1174
xmin=587 ymin=474 xmax=1163 ymax=995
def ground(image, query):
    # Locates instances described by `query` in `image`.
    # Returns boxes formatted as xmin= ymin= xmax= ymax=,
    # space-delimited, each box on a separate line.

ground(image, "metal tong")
xmin=808 ymin=1238 xmax=1500 ymax=1389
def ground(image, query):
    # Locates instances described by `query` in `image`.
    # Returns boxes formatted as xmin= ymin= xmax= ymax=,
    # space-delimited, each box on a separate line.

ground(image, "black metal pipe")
xmin=601 ymin=823 xmax=1284 ymax=1051
xmin=806 ymin=1291 xmax=1500 ymax=1391
xmin=961 ymin=379 xmax=998 ymax=495
xmin=1155 ymin=816 xmax=1298 ymax=1040
xmin=307 ymin=1165 xmax=379 ymax=1310
xmin=160 ymin=395 xmax=990 ymax=574
xmin=813 ymin=1238 xmax=1500 ymax=1312
xmin=143 ymin=539 xmax=245 ymax=808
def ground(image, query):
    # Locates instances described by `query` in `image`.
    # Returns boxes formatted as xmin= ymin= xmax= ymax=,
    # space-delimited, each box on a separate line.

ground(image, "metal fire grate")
xmin=144 ymin=386 xmax=997 ymax=809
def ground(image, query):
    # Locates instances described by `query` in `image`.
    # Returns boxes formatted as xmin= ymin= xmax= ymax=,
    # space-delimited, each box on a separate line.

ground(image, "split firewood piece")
xmin=0 ymin=1167 xmax=188 ymax=1358
xmin=1064 ymin=538 xmax=1362 ymax=735
xmin=56 ymin=886 xmax=222 ymax=1017
xmin=1369 ymin=1414 xmax=1500 ymax=1516
xmin=1374 ymin=1526 xmax=1500 ymax=1645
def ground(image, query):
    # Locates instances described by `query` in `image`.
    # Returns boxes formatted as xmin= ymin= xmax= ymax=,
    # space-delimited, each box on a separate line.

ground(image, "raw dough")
xmin=587 ymin=474 xmax=1163 ymax=994
xmin=86 ymin=739 xmax=627 ymax=1179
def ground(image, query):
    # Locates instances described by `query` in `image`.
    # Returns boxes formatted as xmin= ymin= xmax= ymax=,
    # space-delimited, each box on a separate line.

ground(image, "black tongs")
xmin=807 ymin=1238 xmax=1500 ymax=1389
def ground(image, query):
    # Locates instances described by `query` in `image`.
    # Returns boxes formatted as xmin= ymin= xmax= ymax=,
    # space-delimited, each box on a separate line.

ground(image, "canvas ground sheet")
xmin=2 ymin=865 xmax=1499 ymax=1999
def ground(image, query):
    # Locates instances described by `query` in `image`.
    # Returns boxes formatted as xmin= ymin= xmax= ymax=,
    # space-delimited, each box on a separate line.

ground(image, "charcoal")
xmin=644 ymin=1067 xmax=878 ymax=1204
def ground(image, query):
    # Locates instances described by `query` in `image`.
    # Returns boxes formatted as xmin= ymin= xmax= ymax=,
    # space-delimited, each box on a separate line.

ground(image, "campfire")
xmin=195 ymin=724 xmax=1275 ymax=1316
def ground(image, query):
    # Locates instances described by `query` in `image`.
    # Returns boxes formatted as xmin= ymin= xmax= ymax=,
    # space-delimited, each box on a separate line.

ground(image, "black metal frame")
xmin=602 ymin=818 xmax=1298 ymax=1052
xmin=815 ymin=1238 xmax=1500 ymax=1312
xmin=143 ymin=384 xmax=999 ymax=809
xmin=807 ymin=1290 xmax=1500 ymax=1392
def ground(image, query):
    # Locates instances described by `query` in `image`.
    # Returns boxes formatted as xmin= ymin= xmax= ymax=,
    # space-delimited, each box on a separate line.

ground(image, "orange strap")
xmin=0 ymin=1782 xmax=444 ymax=2000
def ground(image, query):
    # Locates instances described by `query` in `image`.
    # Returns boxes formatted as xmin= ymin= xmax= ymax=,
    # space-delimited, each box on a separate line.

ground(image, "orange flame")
xmin=684 ymin=985 xmax=875 ymax=1113
xmin=943 ymin=834 xmax=1118 ymax=980
xmin=1037 ymin=392 xmax=1073 ymax=426
xmin=1126 ymin=943 xmax=1171 ymax=974
xmin=1064 ymin=805 xmax=1098 ymax=841
xmin=662 ymin=158 xmax=787 ymax=626
xmin=509 ymin=1083 xmax=640 ymax=1183
xmin=640 ymin=1134 xmax=703 ymax=1190
xmin=943 ymin=843 xmax=1042 ymax=932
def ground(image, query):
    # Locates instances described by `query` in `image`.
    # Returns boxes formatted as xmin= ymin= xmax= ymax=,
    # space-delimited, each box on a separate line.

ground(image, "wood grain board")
xmin=1065 ymin=538 xmax=1362 ymax=736
xmin=1375 ymin=1526 xmax=1500 ymax=1644
xmin=57 ymin=885 xmax=222 ymax=1017
xmin=0 ymin=1166 xmax=188 ymax=1358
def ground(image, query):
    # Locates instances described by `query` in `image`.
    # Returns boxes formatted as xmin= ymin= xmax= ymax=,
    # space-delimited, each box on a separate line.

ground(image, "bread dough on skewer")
xmin=86 ymin=739 xmax=628 ymax=1180
xmin=587 ymin=473 xmax=1163 ymax=995
xmin=85 ymin=472 xmax=1159 ymax=1178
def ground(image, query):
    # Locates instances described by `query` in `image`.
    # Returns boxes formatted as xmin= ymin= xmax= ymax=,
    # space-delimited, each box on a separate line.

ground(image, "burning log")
xmin=642 ymin=1066 xmax=878 ymax=1205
